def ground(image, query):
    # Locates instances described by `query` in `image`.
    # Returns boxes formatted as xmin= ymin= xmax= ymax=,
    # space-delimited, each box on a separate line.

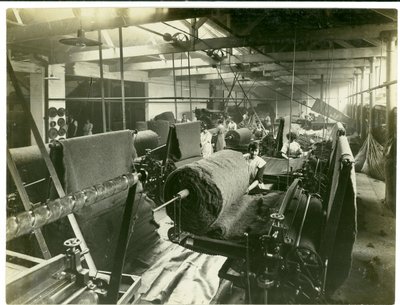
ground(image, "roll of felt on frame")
xmin=163 ymin=150 xmax=250 ymax=235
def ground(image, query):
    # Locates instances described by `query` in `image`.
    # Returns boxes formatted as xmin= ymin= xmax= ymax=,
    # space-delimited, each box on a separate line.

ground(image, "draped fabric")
xmin=48 ymin=130 xmax=159 ymax=271
xmin=169 ymin=122 xmax=202 ymax=161
xmin=324 ymin=135 xmax=357 ymax=294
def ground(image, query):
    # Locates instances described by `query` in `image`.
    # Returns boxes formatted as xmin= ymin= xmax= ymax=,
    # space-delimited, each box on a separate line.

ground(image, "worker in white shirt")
xmin=281 ymin=132 xmax=303 ymax=159
xmin=243 ymin=141 xmax=267 ymax=194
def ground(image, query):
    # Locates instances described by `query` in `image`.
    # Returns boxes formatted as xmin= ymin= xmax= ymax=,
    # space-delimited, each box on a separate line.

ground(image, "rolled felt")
xmin=134 ymin=130 xmax=160 ymax=157
xmin=148 ymin=120 xmax=170 ymax=145
xmin=225 ymin=128 xmax=252 ymax=147
xmin=154 ymin=111 xmax=175 ymax=123
xmin=164 ymin=150 xmax=250 ymax=235
xmin=136 ymin=121 xmax=148 ymax=131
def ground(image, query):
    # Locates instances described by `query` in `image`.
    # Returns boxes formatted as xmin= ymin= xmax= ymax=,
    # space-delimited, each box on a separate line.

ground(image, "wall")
xmin=147 ymin=78 xmax=209 ymax=121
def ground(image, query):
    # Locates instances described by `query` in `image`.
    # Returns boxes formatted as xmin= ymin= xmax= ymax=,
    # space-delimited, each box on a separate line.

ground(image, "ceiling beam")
xmin=334 ymin=40 xmax=354 ymax=48
xmin=372 ymin=9 xmax=397 ymax=22
xmin=43 ymin=21 xmax=391 ymax=63
xmin=7 ymin=8 xmax=215 ymax=44
xmin=252 ymin=59 xmax=376 ymax=71
xmin=66 ymin=62 xmax=148 ymax=82
xmin=227 ymin=47 xmax=385 ymax=64
xmin=109 ymin=56 xmax=215 ymax=72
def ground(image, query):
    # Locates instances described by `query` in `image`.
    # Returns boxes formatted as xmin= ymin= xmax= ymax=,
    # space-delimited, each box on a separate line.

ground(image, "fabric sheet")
xmin=169 ymin=121 xmax=202 ymax=161
xmin=134 ymin=130 xmax=160 ymax=157
xmin=135 ymin=216 xmax=226 ymax=304
xmin=48 ymin=130 xmax=159 ymax=271
xmin=164 ymin=150 xmax=250 ymax=235
xmin=225 ymin=128 xmax=252 ymax=147
xmin=325 ymin=135 xmax=357 ymax=294
xmin=262 ymin=156 xmax=306 ymax=176
xmin=148 ymin=120 xmax=170 ymax=145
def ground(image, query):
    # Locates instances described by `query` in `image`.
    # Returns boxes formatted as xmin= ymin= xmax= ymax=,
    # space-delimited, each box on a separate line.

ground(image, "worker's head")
xmin=217 ymin=118 xmax=224 ymax=125
xmin=248 ymin=141 xmax=260 ymax=158
xmin=201 ymin=121 xmax=207 ymax=131
xmin=286 ymin=132 xmax=297 ymax=142
xmin=182 ymin=114 xmax=187 ymax=119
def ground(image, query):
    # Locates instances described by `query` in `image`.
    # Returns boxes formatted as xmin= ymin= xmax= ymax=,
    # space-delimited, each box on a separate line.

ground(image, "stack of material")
xmin=225 ymin=128 xmax=252 ymax=147
xmin=154 ymin=111 xmax=175 ymax=123
xmin=354 ymin=134 xmax=385 ymax=181
xmin=164 ymin=150 xmax=250 ymax=235
xmin=133 ymin=130 xmax=160 ymax=157
xmin=148 ymin=120 xmax=170 ymax=145
xmin=47 ymin=130 xmax=159 ymax=271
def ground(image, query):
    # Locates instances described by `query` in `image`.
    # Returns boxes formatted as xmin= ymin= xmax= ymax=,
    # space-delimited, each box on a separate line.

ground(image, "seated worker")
xmin=181 ymin=113 xmax=191 ymax=123
xmin=243 ymin=141 xmax=267 ymax=194
xmin=281 ymin=131 xmax=303 ymax=159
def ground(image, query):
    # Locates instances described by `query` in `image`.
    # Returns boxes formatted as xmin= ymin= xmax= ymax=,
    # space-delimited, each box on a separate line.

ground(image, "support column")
xmin=355 ymin=73 xmax=359 ymax=133
xmin=30 ymin=68 xmax=45 ymax=145
xmin=369 ymin=57 xmax=375 ymax=134
xmin=383 ymin=31 xmax=397 ymax=125
xmin=47 ymin=64 xmax=66 ymax=142
xmin=360 ymin=67 xmax=365 ymax=137
xmin=119 ymin=27 xmax=126 ymax=130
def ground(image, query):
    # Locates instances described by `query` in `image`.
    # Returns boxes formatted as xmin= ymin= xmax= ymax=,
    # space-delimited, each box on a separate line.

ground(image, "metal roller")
xmin=7 ymin=171 xmax=146 ymax=241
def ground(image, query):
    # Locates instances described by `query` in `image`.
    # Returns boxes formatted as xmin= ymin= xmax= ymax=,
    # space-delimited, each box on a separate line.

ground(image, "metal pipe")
xmin=98 ymin=30 xmax=107 ymax=133
xmin=48 ymin=96 xmax=277 ymax=102
xmin=172 ymin=53 xmax=178 ymax=120
xmin=7 ymin=172 xmax=142 ymax=241
xmin=187 ymin=52 xmax=192 ymax=120
xmin=119 ymin=27 xmax=126 ymax=130
xmin=152 ymin=189 xmax=189 ymax=212
xmin=295 ymin=194 xmax=312 ymax=247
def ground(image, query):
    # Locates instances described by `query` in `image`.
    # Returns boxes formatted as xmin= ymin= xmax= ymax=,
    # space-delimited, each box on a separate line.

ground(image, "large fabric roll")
xmin=135 ymin=121 xmax=148 ymax=131
xmin=8 ymin=145 xmax=50 ymax=205
xmin=134 ymin=130 xmax=160 ymax=157
xmin=154 ymin=111 xmax=175 ymax=123
xmin=225 ymin=128 xmax=252 ymax=147
xmin=164 ymin=150 xmax=250 ymax=235
xmin=169 ymin=122 xmax=201 ymax=161
xmin=147 ymin=120 xmax=170 ymax=145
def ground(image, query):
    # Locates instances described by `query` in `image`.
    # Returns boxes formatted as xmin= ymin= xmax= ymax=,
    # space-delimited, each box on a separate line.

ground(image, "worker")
xmin=82 ymin=118 xmax=93 ymax=136
xmin=244 ymin=141 xmax=267 ymax=194
xmin=253 ymin=121 xmax=266 ymax=140
xmin=227 ymin=117 xmax=237 ymax=131
xmin=181 ymin=113 xmax=191 ymax=123
xmin=200 ymin=122 xmax=213 ymax=158
xmin=66 ymin=114 xmax=78 ymax=138
xmin=215 ymin=118 xmax=226 ymax=151
xmin=263 ymin=113 xmax=272 ymax=131
xmin=281 ymin=132 xmax=303 ymax=159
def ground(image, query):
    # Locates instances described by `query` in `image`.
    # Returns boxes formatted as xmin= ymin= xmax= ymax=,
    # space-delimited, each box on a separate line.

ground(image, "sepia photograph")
xmin=4 ymin=3 xmax=397 ymax=304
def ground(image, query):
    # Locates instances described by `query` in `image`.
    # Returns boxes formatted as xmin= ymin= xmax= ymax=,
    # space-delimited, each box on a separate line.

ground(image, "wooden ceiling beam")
xmin=60 ymin=23 xmax=392 ymax=63
xmin=7 ymin=8 xmax=215 ymax=44
xmin=227 ymin=47 xmax=385 ymax=64
xmin=252 ymin=59 xmax=375 ymax=71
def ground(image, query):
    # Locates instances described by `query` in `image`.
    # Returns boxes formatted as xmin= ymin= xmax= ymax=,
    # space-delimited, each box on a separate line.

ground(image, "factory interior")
xmin=5 ymin=5 xmax=397 ymax=304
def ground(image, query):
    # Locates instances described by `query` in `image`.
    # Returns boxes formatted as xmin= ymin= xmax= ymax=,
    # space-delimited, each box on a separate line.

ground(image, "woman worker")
xmin=200 ymin=122 xmax=213 ymax=158
xmin=215 ymin=119 xmax=226 ymax=152
xmin=281 ymin=132 xmax=303 ymax=159
xmin=243 ymin=141 xmax=267 ymax=194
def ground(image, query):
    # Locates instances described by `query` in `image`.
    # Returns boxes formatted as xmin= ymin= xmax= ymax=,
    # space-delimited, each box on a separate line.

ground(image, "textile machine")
xmin=160 ymin=123 xmax=356 ymax=304
xmin=7 ymin=170 xmax=148 ymax=304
